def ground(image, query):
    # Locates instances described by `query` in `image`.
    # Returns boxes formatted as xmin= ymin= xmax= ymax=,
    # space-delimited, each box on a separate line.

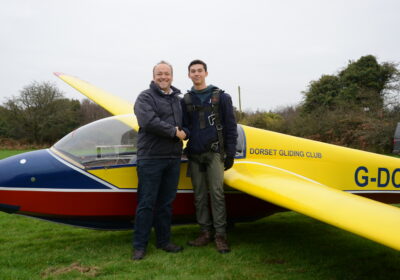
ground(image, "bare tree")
xmin=79 ymin=98 xmax=111 ymax=125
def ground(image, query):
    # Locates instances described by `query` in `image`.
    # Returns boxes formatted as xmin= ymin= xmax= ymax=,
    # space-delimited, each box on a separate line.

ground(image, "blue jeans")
xmin=133 ymin=158 xmax=181 ymax=250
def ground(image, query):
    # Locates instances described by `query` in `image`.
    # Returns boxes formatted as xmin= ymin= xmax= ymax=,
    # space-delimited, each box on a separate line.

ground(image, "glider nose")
xmin=0 ymin=149 xmax=111 ymax=190
xmin=0 ymin=150 xmax=51 ymax=189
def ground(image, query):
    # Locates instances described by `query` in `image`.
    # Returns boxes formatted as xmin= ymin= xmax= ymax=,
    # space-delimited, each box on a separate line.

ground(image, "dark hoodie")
xmin=181 ymin=85 xmax=238 ymax=157
xmin=134 ymin=81 xmax=184 ymax=160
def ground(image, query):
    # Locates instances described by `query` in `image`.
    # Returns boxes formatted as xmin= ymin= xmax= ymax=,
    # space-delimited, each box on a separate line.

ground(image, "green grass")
xmin=1 ymin=212 xmax=400 ymax=280
xmin=0 ymin=149 xmax=35 ymax=159
xmin=2 ymin=150 xmax=400 ymax=279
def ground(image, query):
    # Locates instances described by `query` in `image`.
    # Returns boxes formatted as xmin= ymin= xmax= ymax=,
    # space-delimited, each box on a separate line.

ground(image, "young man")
xmin=182 ymin=59 xmax=237 ymax=253
xmin=133 ymin=61 xmax=187 ymax=260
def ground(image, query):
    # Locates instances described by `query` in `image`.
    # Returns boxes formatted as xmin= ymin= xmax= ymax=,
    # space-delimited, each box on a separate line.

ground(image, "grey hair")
xmin=153 ymin=60 xmax=173 ymax=76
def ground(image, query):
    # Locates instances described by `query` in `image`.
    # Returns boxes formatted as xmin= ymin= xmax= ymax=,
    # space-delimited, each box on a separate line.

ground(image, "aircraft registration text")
xmin=355 ymin=166 xmax=400 ymax=187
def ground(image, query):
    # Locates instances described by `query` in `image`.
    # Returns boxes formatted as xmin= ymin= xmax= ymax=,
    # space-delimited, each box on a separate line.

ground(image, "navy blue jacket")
xmin=181 ymin=86 xmax=238 ymax=158
xmin=134 ymin=81 xmax=183 ymax=160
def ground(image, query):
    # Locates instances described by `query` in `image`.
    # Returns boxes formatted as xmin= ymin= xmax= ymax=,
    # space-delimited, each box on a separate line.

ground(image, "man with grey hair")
xmin=132 ymin=61 xmax=187 ymax=260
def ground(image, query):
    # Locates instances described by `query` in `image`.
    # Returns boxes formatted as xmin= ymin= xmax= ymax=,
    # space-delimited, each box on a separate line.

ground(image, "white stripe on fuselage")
xmin=0 ymin=187 xmax=194 ymax=193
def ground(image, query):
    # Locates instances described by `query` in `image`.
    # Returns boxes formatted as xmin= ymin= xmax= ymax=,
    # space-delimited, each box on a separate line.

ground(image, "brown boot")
xmin=215 ymin=233 xmax=230 ymax=254
xmin=187 ymin=231 xmax=212 ymax=247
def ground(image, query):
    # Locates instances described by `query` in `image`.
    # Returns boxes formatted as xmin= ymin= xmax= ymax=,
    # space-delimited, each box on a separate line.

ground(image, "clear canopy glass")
xmin=53 ymin=114 xmax=246 ymax=169
xmin=53 ymin=115 xmax=137 ymax=168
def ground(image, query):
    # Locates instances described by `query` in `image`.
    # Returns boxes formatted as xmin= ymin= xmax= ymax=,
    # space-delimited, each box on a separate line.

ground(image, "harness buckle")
xmin=210 ymin=142 xmax=219 ymax=152
xmin=208 ymin=114 xmax=216 ymax=126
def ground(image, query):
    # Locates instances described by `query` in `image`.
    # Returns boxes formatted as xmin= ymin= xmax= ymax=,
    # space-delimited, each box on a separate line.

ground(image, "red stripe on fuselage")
xmin=0 ymin=189 xmax=279 ymax=220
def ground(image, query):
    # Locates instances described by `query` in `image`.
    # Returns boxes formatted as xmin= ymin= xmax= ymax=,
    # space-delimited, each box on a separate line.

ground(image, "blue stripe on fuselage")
xmin=0 ymin=149 xmax=111 ymax=189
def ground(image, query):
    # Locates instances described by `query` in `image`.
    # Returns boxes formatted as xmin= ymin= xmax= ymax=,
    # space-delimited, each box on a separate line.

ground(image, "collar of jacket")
xmin=150 ymin=81 xmax=181 ymax=97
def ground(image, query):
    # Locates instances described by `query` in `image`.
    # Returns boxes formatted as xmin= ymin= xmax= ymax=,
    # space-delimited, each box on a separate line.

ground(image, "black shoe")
xmin=159 ymin=243 xmax=183 ymax=253
xmin=132 ymin=249 xmax=146 ymax=260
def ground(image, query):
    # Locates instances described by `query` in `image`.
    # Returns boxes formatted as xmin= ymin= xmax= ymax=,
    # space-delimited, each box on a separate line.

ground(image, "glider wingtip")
xmin=53 ymin=72 xmax=65 ymax=77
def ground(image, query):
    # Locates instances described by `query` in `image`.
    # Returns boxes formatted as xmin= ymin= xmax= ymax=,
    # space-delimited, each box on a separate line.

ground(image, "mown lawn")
xmin=1 ymin=150 xmax=400 ymax=279
xmin=1 ymin=210 xmax=400 ymax=279
xmin=0 ymin=149 xmax=35 ymax=159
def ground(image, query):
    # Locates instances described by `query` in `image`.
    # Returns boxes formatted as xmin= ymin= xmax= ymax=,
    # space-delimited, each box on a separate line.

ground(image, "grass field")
xmin=1 ymin=150 xmax=400 ymax=279
xmin=1 ymin=211 xmax=400 ymax=280
xmin=0 ymin=149 xmax=35 ymax=159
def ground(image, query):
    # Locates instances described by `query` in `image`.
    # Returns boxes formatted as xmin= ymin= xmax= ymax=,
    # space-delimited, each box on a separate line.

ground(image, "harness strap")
xmin=183 ymin=89 xmax=225 ymax=161
xmin=211 ymin=89 xmax=224 ymax=162
xmin=183 ymin=94 xmax=194 ymax=112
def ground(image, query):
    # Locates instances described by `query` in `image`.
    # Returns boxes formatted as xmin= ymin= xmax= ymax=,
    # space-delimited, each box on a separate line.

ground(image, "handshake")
xmin=175 ymin=127 xmax=187 ymax=141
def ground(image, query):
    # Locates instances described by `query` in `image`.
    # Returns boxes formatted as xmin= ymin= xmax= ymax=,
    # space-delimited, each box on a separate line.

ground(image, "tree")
xmin=302 ymin=55 xmax=400 ymax=114
xmin=302 ymin=75 xmax=341 ymax=113
xmin=79 ymin=98 xmax=111 ymax=125
xmin=240 ymin=110 xmax=284 ymax=131
xmin=2 ymin=82 xmax=81 ymax=144
xmin=277 ymin=55 xmax=400 ymax=153
xmin=0 ymin=105 xmax=11 ymax=138
xmin=337 ymin=55 xmax=398 ymax=110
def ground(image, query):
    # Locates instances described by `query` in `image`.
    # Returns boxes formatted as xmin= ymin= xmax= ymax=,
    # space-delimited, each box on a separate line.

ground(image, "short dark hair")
xmin=188 ymin=59 xmax=207 ymax=72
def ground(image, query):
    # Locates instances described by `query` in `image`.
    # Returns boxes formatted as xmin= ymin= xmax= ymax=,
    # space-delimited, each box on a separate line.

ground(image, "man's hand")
xmin=175 ymin=127 xmax=186 ymax=141
xmin=224 ymin=156 xmax=234 ymax=171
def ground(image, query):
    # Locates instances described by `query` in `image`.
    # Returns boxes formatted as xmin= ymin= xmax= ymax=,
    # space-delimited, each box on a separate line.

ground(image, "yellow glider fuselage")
xmin=241 ymin=125 xmax=400 ymax=195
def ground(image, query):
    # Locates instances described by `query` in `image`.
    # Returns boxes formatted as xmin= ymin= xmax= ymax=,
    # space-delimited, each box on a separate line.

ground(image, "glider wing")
xmin=54 ymin=72 xmax=134 ymax=118
xmin=225 ymin=161 xmax=400 ymax=250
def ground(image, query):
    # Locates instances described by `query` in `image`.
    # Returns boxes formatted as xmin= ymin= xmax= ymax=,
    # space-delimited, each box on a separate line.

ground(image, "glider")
xmin=0 ymin=73 xmax=400 ymax=252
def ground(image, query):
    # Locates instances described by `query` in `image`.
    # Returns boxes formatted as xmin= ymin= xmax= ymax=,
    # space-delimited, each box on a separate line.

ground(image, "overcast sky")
xmin=1 ymin=0 xmax=399 ymax=111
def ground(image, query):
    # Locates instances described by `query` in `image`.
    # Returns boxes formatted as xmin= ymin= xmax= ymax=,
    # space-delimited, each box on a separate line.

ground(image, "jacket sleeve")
xmin=221 ymin=93 xmax=238 ymax=158
xmin=134 ymin=92 xmax=176 ymax=138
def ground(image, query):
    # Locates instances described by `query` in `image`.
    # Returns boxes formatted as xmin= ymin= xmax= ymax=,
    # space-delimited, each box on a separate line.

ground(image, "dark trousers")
xmin=133 ymin=158 xmax=181 ymax=250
